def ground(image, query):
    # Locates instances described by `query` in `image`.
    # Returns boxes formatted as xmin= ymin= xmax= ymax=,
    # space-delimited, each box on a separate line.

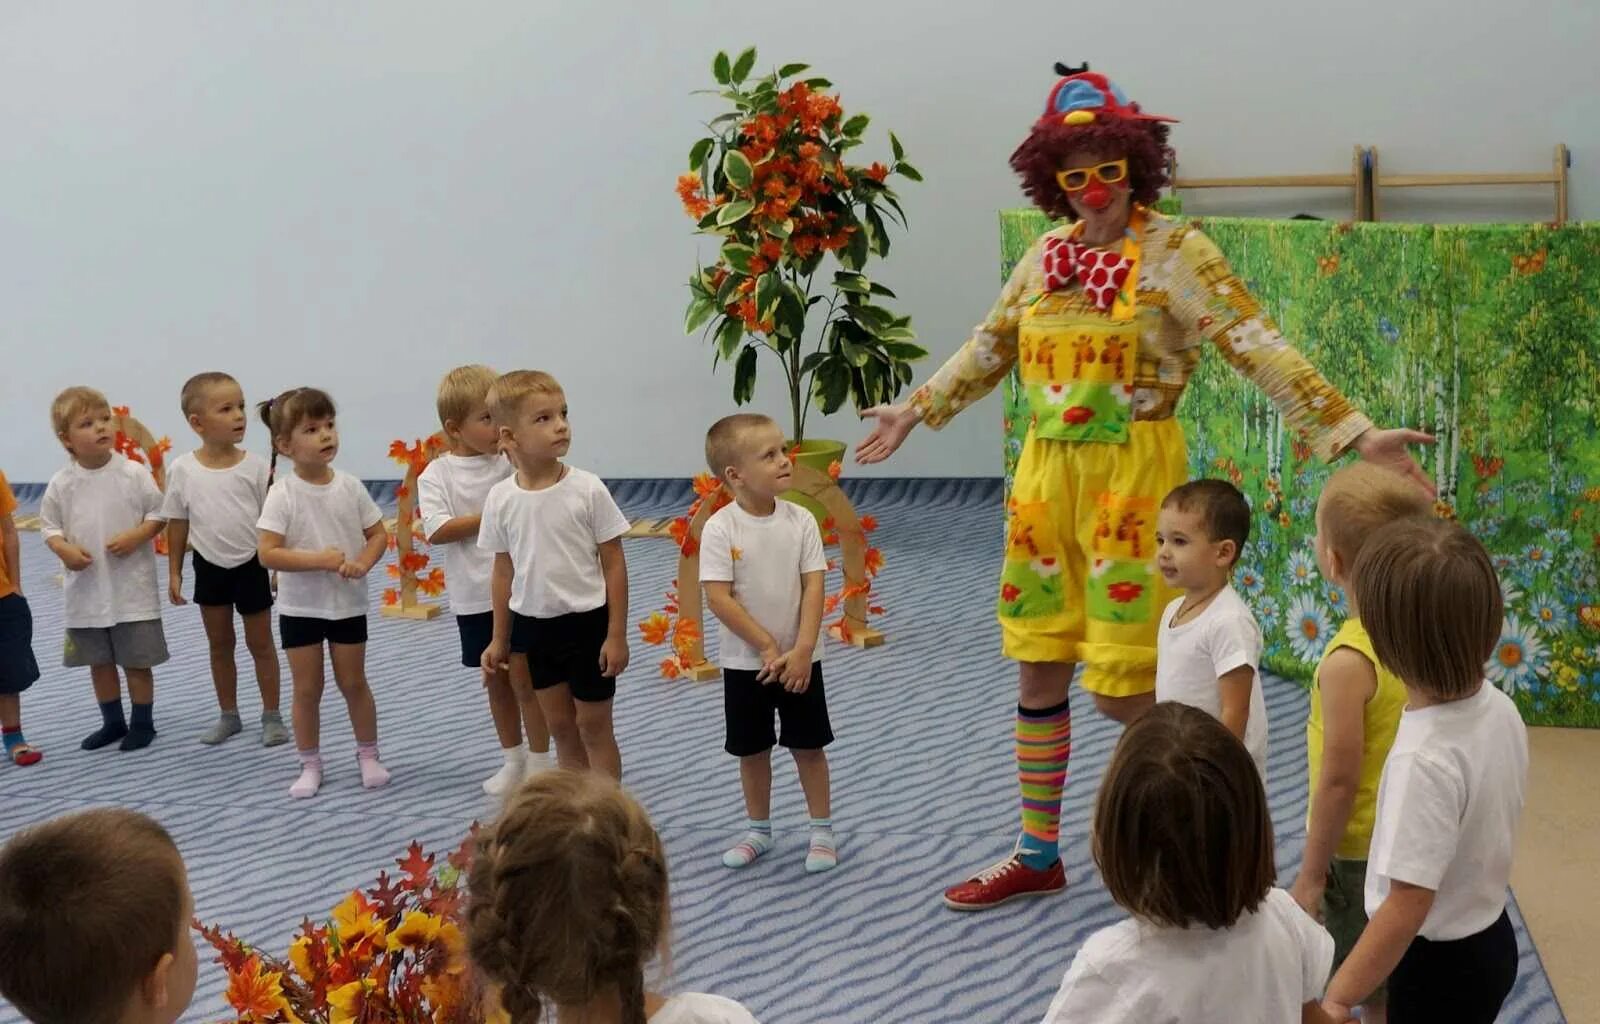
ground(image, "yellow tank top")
xmin=1306 ymin=618 xmax=1407 ymax=860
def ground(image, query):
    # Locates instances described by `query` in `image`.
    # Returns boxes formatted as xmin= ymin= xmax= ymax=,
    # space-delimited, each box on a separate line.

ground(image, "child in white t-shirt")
xmin=699 ymin=414 xmax=836 ymax=873
xmin=478 ymin=371 xmax=630 ymax=779
xmin=256 ymin=387 xmax=390 ymax=799
xmin=163 ymin=372 xmax=285 ymax=747
xmin=1153 ymin=479 xmax=1267 ymax=772
xmin=417 ymin=364 xmax=551 ymax=796
xmin=1042 ymin=701 xmax=1335 ymax=1024
xmin=40 ymin=387 xmax=169 ymax=753
xmin=1322 ymin=518 xmax=1528 ymax=1024
xmin=467 ymin=771 xmax=761 ymax=1024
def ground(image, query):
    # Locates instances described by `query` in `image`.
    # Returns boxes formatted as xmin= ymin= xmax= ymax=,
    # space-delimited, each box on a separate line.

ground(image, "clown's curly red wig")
xmin=1010 ymin=116 xmax=1171 ymax=221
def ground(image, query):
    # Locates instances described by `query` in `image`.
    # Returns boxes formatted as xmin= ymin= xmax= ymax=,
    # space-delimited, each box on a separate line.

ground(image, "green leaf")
xmin=798 ymin=349 xmax=831 ymax=377
xmin=844 ymin=304 xmax=895 ymax=332
xmin=733 ymin=344 xmax=759 ymax=404
xmin=716 ymin=199 xmax=755 ymax=226
xmin=839 ymin=337 xmax=871 ymax=367
xmin=713 ymin=51 xmax=732 ymax=85
xmin=864 ymin=205 xmax=889 ymax=258
xmin=756 ymin=272 xmax=782 ymax=320
xmin=716 ymin=272 xmax=745 ymax=308
xmin=716 ymin=316 xmax=744 ymax=360
xmin=880 ymin=340 xmax=929 ymax=361
xmin=722 ymin=150 xmax=754 ymax=191
xmin=833 ymin=271 xmax=870 ymax=294
xmin=812 ymin=358 xmax=850 ymax=414
xmin=880 ymin=191 xmax=909 ymax=226
xmin=685 ymin=295 xmax=717 ymax=335
xmin=803 ymin=77 xmax=832 ymax=90
xmin=842 ymin=224 xmax=870 ymax=271
xmin=708 ymin=111 xmax=743 ymax=128
xmin=776 ymin=290 xmax=806 ymax=341
xmin=688 ymin=138 xmax=715 ymax=172
xmin=877 ymin=326 xmax=918 ymax=342
xmin=720 ymin=89 xmax=752 ymax=108
xmin=890 ymin=131 xmax=905 ymax=162
xmin=895 ymin=161 xmax=924 ymax=182
xmin=895 ymin=362 xmax=915 ymax=386
xmin=778 ymin=62 xmax=810 ymax=77
xmin=731 ymin=47 xmax=757 ymax=84
xmin=868 ymin=281 xmax=898 ymax=298
xmin=721 ymin=242 xmax=756 ymax=275
xmin=841 ymin=113 xmax=870 ymax=138
xmin=761 ymin=217 xmax=793 ymax=239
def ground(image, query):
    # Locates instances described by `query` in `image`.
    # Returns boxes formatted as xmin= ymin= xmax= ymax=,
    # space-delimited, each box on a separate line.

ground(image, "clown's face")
xmin=1059 ymin=145 xmax=1134 ymax=241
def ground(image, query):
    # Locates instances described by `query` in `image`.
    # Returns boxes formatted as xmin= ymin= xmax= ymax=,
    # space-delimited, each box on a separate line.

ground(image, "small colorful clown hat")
xmin=1044 ymin=63 xmax=1178 ymax=126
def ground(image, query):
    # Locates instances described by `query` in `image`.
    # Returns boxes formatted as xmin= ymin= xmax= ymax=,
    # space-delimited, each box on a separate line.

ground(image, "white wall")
xmin=2 ymin=1 xmax=1596 ymax=482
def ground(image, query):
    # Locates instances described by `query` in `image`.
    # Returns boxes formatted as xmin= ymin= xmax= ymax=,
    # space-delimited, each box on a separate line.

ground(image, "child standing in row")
xmin=256 ymin=387 xmax=391 ymax=798
xmin=163 ymin=372 xmax=286 ymax=747
xmin=700 ymin=414 xmax=837 ymax=873
xmin=418 ymin=365 xmax=551 ymax=795
xmin=480 ymin=371 xmax=630 ymax=778
xmin=1322 ymin=518 xmax=1528 ymax=1023
xmin=41 ymin=387 xmax=169 ymax=752
xmin=1153 ymin=480 xmax=1267 ymax=772
xmin=1290 ymin=464 xmax=1432 ymax=1023
xmin=1042 ymin=702 xmax=1335 ymax=1023
xmin=0 ymin=468 xmax=42 ymax=766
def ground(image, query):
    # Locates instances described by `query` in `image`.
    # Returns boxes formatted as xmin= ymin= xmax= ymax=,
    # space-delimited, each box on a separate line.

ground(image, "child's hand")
xmin=59 ymin=544 xmax=94 ymax=572
xmin=481 ymin=639 xmax=509 ymax=681
xmin=778 ymin=649 xmax=812 ymax=692
xmin=168 ymin=574 xmax=188 ymax=606
xmin=105 ymin=529 xmax=145 ymax=557
xmin=1289 ymin=874 xmax=1325 ymax=921
xmin=755 ymin=644 xmax=784 ymax=683
xmin=338 ymin=560 xmax=369 ymax=580
xmin=599 ymin=635 xmax=630 ymax=678
xmin=321 ymin=548 xmax=346 ymax=572
xmin=1320 ymin=999 xmax=1354 ymax=1023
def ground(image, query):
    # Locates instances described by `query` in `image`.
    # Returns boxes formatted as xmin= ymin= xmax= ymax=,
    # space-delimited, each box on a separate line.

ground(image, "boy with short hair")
xmin=1153 ymin=478 xmax=1267 ymax=772
xmin=0 ymin=467 xmax=43 ymax=766
xmin=41 ymin=386 xmax=169 ymax=751
xmin=419 ymin=364 xmax=551 ymax=795
xmin=0 ymin=807 xmax=199 ymax=1024
xmin=479 ymin=370 xmax=631 ymax=779
xmin=1290 ymin=463 xmax=1433 ymax=1023
xmin=701 ymin=413 xmax=837 ymax=873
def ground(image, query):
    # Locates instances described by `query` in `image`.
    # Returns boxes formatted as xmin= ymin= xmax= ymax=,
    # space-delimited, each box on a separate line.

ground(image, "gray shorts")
xmin=63 ymin=620 xmax=170 ymax=669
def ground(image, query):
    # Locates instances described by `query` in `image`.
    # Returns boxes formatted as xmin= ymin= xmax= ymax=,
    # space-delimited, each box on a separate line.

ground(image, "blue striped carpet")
xmin=0 ymin=478 xmax=1564 ymax=1023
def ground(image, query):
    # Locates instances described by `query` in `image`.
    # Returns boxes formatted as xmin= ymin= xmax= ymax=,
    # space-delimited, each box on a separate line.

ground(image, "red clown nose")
xmin=1080 ymin=180 xmax=1113 ymax=210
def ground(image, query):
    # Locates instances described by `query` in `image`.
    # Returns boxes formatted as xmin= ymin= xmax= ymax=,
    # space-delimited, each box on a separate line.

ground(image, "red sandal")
xmin=8 ymin=743 xmax=42 ymax=767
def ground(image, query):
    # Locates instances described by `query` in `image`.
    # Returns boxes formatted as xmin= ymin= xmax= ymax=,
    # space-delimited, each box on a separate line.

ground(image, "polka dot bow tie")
xmin=1041 ymin=235 xmax=1134 ymax=312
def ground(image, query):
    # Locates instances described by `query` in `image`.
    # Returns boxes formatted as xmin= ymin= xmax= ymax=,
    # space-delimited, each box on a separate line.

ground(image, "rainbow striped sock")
xmin=1016 ymin=698 xmax=1071 ymax=870
xmin=722 ymin=820 xmax=774 ymax=869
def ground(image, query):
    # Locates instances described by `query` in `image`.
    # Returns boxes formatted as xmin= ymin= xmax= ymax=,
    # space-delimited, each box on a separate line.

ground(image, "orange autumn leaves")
xmin=384 ymin=436 xmax=448 ymax=606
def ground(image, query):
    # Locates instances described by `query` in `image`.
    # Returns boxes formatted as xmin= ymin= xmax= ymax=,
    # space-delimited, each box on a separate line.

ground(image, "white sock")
xmin=525 ymin=745 xmax=552 ymax=772
xmin=483 ymin=746 xmax=526 ymax=796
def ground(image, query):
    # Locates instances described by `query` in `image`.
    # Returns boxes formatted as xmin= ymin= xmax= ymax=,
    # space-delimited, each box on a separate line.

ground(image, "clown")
xmin=856 ymin=65 xmax=1431 ymax=910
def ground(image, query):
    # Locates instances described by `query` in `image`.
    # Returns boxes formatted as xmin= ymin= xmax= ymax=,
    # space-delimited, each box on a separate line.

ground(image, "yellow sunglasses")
xmin=1055 ymin=159 xmax=1129 ymax=193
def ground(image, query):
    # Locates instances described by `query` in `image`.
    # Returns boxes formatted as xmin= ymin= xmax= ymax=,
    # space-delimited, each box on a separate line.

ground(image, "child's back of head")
xmin=0 ymin=807 xmax=195 ymax=1024
xmin=1315 ymin=463 xmax=1433 ymax=587
xmin=467 ymin=771 xmax=668 ymax=1024
xmin=1094 ymin=701 xmax=1275 ymax=929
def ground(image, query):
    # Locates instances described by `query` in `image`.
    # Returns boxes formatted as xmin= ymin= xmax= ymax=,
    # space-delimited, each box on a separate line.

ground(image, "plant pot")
xmin=784 ymin=438 xmax=846 ymax=528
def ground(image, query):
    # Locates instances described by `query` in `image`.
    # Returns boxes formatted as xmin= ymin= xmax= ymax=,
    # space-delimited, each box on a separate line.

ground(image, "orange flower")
xmin=759 ymin=238 xmax=784 ymax=262
xmin=798 ymin=141 xmax=822 ymax=160
xmin=677 ymin=172 xmax=711 ymax=219
xmin=866 ymin=162 xmax=889 ymax=182
xmin=639 ymin=612 xmax=671 ymax=645
xmin=747 ymin=256 xmax=770 ymax=275
xmin=790 ymin=233 xmax=821 ymax=258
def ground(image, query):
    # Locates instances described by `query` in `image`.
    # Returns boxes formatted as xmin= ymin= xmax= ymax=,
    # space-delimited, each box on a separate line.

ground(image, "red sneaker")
xmin=942 ymin=854 xmax=1066 ymax=911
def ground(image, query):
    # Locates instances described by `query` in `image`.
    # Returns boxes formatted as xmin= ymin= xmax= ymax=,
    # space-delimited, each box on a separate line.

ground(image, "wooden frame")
xmin=1169 ymin=146 xmax=1372 ymax=221
xmin=1370 ymin=144 xmax=1570 ymax=225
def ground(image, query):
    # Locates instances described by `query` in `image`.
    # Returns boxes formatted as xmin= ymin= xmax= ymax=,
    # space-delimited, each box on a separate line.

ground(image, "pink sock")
xmin=356 ymin=741 xmax=390 ymax=789
xmin=289 ymin=749 xmax=323 ymax=799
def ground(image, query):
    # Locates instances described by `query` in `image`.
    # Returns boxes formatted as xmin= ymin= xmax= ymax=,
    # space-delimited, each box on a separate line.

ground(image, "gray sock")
xmin=200 ymin=712 xmax=243 ymax=746
xmin=260 ymin=711 xmax=289 ymax=747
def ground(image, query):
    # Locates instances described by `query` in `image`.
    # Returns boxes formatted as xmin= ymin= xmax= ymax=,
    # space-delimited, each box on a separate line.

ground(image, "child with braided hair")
xmin=466 ymin=771 xmax=759 ymax=1024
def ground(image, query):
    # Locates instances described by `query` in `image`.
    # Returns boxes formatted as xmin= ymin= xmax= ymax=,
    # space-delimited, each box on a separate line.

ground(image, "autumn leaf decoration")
xmin=198 ymin=832 xmax=491 ymax=1023
xmin=383 ymin=436 xmax=449 ymax=608
xmin=110 ymin=404 xmax=174 ymax=556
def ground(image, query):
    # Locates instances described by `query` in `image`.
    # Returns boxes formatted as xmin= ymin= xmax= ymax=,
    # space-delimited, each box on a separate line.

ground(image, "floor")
xmin=0 ymin=478 xmax=1572 ymax=1023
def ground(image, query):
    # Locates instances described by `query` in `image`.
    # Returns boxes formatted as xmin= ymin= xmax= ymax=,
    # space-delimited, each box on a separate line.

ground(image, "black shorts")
xmin=511 ymin=606 xmax=614 ymax=703
xmin=279 ymin=614 xmax=368 ymax=650
xmin=193 ymin=551 xmax=273 ymax=615
xmin=0 ymin=594 xmax=40 ymax=695
xmin=723 ymin=662 xmax=833 ymax=757
xmin=1388 ymin=910 xmax=1516 ymax=1024
xmin=456 ymin=611 xmax=493 ymax=668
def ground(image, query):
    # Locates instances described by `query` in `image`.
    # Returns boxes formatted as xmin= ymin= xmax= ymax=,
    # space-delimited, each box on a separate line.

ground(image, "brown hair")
xmin=257 ymin=386 xmax=336 ymax=480
xmin=1162 ymin=479 xmax=1251 ymax=566
xmin=467 ymin=772 xmax=668 ymax=1024
xmin=1316 ymin=463 xmax=1433 ymax=579
xmin=1353 ymin=517 xmax=1502 ymax=700
xmin=179 ymin=372 xmax=240 ymax=417
xmin=437 ymin=364 xmax=499 ymax=432
xmin=1092 ymin=702 xmax=1275 ymax=929
xmin=487 ymin=370 xmax=564 ymax=426
xmin=705 ymin=412 xmax=778 ymax=478
xmin=0 ymin=808 xmax=186 ymax=1024
xmin=49 ymin=385 xmax=110 ymax=441
xmin=1010 ymin=115 xmax=1171 ymax=221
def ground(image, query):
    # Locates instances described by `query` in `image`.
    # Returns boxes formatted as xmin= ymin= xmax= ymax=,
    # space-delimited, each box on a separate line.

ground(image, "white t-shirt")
xmin=40 ymin=455 xmax=166 ymax=628
xmin=256 ymin=470 xmax=383 ymax=620
xmin=1365 ymin=682 xmax=1529 ymax=940
xmin=651 ymin=993 xmax=760 ymax=1024
xmin=477 ymin=466 xmax=629 ymax=618
xmin=161 ymin=450 xmax=271 ymax=568
xmin=1041 ymin=888 xmax=1334 ymax=1024
xmin=417 ymin=452 xmax=514 ymax=616
xmin=699 ymin=499 xmax=828 ymax=670
xmin=1154 ymin=586 xmax=1268 ymax=772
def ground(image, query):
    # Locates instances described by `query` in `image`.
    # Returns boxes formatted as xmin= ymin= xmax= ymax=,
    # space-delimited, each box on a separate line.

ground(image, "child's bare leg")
xmin=574 ymin=697 xmax=621 ymax=780
xmin=241 ymin=610 xmax=283 ymax=714
xmin=509 ymin=656 xmax=550 ymax=755
xmin=330 ymin=641 xmax=388 ymax=789
xmin=81 ymin=663 xmax=127 ymax=749
xmin=198 ymin=605 xmax=243 ymax=744
xmin=90 ymin=663 xmax=121 ymax=704
xmin=0 ymin=695 xmax=19 ymax=731
xmin=287 ymin=645 xmax=325 ymax=750
xmin=793 ymin=748 xmax=837 ymax=872
xmin=534 ymin=683 xmax=587 ymax=771
xmin=723 ymin=749 xmax=774 ymax=868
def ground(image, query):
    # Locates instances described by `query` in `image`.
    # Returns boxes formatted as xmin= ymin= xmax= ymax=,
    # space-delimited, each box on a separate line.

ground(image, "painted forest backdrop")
xmin=999 ymin=212 xmax=1600 ymax=727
